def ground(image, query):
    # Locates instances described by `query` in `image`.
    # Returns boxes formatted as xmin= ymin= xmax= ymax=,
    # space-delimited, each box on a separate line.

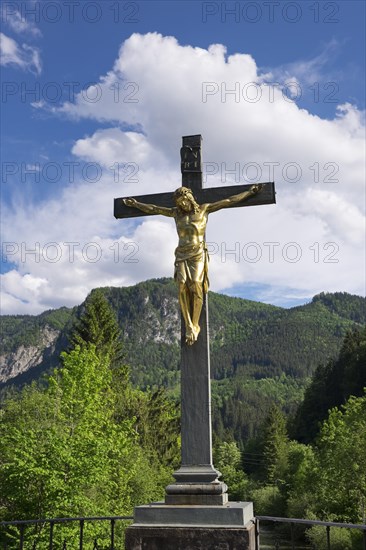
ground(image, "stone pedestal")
xmin=125 ymin=525 xmax=255 ymax=550
xmin=124 ymin=502 xmax=256 ymax=550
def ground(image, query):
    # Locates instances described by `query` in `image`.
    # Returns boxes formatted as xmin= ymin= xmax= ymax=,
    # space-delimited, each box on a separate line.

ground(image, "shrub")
xmin=306 ymin=525 xmax=353 ymax=550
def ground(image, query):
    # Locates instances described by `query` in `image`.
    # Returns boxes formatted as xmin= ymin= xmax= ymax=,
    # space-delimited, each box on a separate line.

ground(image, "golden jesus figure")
xmin=124 ymin=184 xmax=262 ymax=345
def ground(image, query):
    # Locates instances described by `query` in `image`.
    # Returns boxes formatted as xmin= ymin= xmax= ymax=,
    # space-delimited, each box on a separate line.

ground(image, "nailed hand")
xmin=123 ymin=198 xmax=137 ymax=207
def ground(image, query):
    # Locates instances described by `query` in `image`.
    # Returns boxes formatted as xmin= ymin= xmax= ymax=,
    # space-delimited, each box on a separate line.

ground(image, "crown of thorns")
xmin=174 ymin=187 xmax=195 ymax=200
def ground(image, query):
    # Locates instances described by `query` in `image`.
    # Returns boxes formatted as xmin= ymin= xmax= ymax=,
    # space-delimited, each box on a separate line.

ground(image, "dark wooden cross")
xmin=114 ymin=134 xmax=276 ymax=505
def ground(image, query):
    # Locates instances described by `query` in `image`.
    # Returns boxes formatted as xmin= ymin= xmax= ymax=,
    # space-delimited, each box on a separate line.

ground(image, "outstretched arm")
xmin=205 ymin=184 xmax=263 ymax=214
xmin=123 ymin=198 xmax=174 ymax=217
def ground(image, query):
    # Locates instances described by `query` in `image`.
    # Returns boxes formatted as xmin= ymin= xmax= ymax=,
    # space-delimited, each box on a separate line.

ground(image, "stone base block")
xmin=125 ymin=523 xmax=256 ymax=550
xmin=133 ymin=502 xmax=253 ymax=527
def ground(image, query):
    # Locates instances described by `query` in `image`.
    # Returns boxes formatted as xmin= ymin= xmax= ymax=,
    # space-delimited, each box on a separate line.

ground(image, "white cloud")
xmin=0 ymin=32 xmax=41 ymax=74
xmin=2 ymin=33 xmax=365 ymax=314
xmin=262 ymin=39 xmax=342 ymax=88
xmin=1 ymin=6 xmax=42 ymax=37
xmin=72 ymin=128 xmax=168 ymax=170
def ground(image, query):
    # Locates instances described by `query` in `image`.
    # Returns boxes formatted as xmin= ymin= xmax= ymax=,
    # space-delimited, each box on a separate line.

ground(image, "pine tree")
xmin=262 ymin=404 xmax=289 ymax=484
xmin=71 ymin=288 xmax=123 ymax=364
xmin=135 ymin=387 xmax=180 ymax=468
xmin=70 ymin=288 xmax=129 ymax=388
xmin=292 ymin=326 xmax=366 ymax=443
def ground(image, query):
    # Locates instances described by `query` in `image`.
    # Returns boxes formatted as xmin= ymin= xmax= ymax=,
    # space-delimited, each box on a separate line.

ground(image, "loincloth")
xmin=174 ymin=243 xmax=209 ymax=293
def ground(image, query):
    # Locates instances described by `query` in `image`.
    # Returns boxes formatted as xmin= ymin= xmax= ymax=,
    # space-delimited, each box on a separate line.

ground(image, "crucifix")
xmin=115 ymin=134 xmax=275 ymax=505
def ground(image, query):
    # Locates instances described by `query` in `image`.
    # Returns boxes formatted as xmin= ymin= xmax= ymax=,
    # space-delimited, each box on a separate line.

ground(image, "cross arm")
xmin=114 ymin=182 xmax=275 ymax=219
xmin=197 ymin=181 xmax=275 ymax=210
xmin=114 ymin=191 xmax=176 ymax=219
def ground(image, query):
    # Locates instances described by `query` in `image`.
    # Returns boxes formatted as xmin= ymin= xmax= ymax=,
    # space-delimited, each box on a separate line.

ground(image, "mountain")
xmin=1 ymin=279 xmax=365 ymax=392
xmin=1 ymin=307 xmax=73 ymax=387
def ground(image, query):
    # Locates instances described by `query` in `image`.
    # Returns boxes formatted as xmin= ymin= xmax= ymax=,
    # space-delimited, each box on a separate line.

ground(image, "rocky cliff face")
xmin=120 ymin=292 xmax=180 ymax=345
xmin=0 ymin=326 xmax=60 ymax=384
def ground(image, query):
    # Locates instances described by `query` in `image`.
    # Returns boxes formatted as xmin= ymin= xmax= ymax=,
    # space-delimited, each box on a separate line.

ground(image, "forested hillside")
xmin=2 ymin=279 xmax=365 ymax=389
xmin=2 ymin=279 xmax=365 ymax=446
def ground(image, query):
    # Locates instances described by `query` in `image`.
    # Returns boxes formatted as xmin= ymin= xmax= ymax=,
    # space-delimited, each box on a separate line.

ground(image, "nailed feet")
xmin=185 ymin=324 xmax=201 ymax=346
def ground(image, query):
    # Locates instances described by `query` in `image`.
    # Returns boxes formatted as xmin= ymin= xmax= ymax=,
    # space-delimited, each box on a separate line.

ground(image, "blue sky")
xmin=1 ymin=0 xmax=365 ymax=314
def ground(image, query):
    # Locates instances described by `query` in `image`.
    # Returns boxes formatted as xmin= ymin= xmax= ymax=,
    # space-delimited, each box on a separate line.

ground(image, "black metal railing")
xmin=2 ymin=514 xmax=365 ymax=549
xmin=0 ymin=515 xmax=133 ymax=550
xmin=255 ymin=515 xmax=366 ymax=550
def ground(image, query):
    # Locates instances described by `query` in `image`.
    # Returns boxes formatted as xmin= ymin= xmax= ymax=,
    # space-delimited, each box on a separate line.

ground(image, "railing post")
xmin=110 ymin=519 xmax=115 ymax=550
xmin=49 ymin=521 xmax=54 ymax=550
xmin=19 ymin=525 xmax=25 ymax=550
xmin=254 ymin=518 xmax=260 ymax=550
xmin=290 ymin=522 xmax=295 ymax=550
xmin=326 ymin=525 xmax=331 ymax=550
xmin=79 ymin=520 xmax=84 ymax=550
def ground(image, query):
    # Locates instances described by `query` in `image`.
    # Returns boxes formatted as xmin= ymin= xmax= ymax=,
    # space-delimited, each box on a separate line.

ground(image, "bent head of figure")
xmin=174 ymin=187 xmax=200 ymax=213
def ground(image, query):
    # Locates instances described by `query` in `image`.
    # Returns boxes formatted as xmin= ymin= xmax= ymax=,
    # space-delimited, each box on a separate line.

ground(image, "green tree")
xmin=0 ymin=343 xmax=179 ymax=547
xmin=134 ymin=387 xmax=180 ymax=468
xmin=286 ymin=392 xmax=366 ymax=524
xmin=338 ymin=327 xmax=366 ymax=402
xmin=0 ymin=345 xmax=138 ymax=523
xmin=292 ymin=326 xmax=366 ymax=443
xmin=291 ymin=360 xmax=335 ymax=443
xmin=214 ymin=441 xmax=248 ymax=500
xmin=69 ymin=288 xmax=180 ymax=486
xmin=285 ymin=441 xmax=316 ymax=519
xmin=262 ymin=404 xmax=289 ymax=485
xmin=250 ymin=484 xmax=285 ymax=516
xmin=71 ymin=288 xmax=124 ymax=365
xmin=306 ymin=525 xmax=355 ymax=550
xmin=311 ymin=392 xmax=366 ymax=523
xmin=70 ymin=287 xmax=133 ymax=421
